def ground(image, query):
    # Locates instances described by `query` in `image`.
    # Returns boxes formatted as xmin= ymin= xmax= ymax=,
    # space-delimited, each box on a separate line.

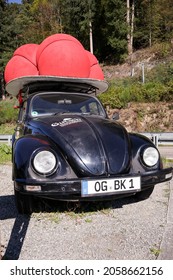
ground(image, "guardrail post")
xmin=152 ymin=134 xmax=159 ymax=148
xmin=8 ymin=135 xmax=11 ymax=145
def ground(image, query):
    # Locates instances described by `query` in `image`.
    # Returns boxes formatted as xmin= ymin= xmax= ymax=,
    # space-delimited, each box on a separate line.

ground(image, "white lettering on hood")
xmin=51 ymin=118 xmax=82 ymax=127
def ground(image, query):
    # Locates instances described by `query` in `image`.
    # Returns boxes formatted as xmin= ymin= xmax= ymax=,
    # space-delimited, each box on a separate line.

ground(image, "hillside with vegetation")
xmin=1 ymin=0 xmax=173 ymax=135
xmin=100 ymin=44 xmax=173 ymax=133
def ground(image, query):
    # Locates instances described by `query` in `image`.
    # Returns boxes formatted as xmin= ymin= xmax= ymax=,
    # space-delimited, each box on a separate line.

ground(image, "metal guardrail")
xmin=0 ymin=134 xmax=12 ymax=145
xmin=140 ymin=132 xmax=173 ymax=147
xmin=0 ymin=133 xmax=173 ymax=147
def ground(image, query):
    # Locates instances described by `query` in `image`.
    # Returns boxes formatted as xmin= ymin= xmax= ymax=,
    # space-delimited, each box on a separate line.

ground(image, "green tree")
xmin=133 ymin=0 xmax=173 ymax=49
xmin=1 ymin=0 xmax=173 ymax=69
xmin=156 ymin=0 xmax=173 ymax=41
xmin=101 ymin=0 xmax=127 ymax=63
xmin=0 ymin=1 xmax=25 ymax=71
xmin=29 ymin=0 xmax=62 ymax=42
xmin=60 ymin=0 xmax=94 ymax=49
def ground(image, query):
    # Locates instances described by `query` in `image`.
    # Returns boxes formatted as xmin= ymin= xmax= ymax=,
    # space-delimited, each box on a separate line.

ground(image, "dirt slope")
xmin=107 ymin=102 xmax=173 ymax=133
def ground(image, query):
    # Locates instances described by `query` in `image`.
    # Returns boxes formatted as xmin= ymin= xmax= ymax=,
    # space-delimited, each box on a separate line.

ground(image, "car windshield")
xmin=30 ymin=93 xmax=106 ymax=117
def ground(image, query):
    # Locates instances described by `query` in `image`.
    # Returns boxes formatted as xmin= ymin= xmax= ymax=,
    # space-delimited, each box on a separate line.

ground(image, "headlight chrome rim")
xmin=142 ymin=147 xmax=159 ymax=167
xmin=32 ymin=149 xmax=57 ymax=175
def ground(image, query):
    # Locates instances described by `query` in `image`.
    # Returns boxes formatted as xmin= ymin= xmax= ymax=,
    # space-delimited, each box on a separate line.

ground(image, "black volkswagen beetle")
xmin=6 ymin=76 xmax=172 ymax=214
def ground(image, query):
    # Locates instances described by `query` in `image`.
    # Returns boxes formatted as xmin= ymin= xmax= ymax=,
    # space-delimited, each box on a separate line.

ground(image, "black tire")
xmin=14 ymin=189 xmax=35 ymax=215
xmin=134 ymin=186 xmax=154 ymax=201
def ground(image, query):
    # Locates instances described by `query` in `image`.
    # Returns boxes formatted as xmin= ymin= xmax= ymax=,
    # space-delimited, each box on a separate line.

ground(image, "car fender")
xmin=12 ymin=134 xmax=73 ymax=180
xmin=129 ymin=133 xmax=162 ymax=172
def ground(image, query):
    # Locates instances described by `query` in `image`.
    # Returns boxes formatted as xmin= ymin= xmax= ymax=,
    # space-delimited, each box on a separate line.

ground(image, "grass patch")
xmin=32 ymin=211 xmax=62 ymax=224
xmin=161 ymin=157 xmax=173 ymax=168
xmin=30 ymin=200 xmax=113 ymax=223
xmin=0 ymin=144 xmax=12 ymax=164
xmin=85 ymin=218 xmax=92 ymax=223
xmin=150 ymin=247 xmax=161 ymax=258
xmin=0 ymin=123 xmax=15 ymax=134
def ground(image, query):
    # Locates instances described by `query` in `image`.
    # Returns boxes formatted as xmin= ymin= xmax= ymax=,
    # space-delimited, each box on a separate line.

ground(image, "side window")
xmin=80 ymin=105 xmax=87 ymax=113
xmin=80 ymin=101 xmax=102 ymax=115
xmin=88 ymin=102 xmax=99 ymax=115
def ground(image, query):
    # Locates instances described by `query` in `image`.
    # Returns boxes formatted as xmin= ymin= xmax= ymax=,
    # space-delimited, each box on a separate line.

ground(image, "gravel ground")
xmin=0 ymin=163 xmax=171 ymax=260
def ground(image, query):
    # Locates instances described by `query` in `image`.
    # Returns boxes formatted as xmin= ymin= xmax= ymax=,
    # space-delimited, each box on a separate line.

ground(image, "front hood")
xmin=29 ymin=114 xmax=131 ymax=176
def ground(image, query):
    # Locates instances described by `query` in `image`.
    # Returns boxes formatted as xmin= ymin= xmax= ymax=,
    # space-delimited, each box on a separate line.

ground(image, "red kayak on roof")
xmin=4 ymin=33 xmax=105 ymax=90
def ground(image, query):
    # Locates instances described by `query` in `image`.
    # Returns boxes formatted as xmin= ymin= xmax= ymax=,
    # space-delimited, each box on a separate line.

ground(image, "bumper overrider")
xmin=14 ymin=167 xmax=173 ymax=201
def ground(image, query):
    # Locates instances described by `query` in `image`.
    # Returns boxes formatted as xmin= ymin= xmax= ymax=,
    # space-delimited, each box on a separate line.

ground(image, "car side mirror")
xmin=112 ymin=112 xmax=119 ymax=120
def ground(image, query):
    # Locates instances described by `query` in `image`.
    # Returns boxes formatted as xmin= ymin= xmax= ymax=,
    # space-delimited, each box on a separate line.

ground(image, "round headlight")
xmin=143 ymin=147 xmax=159 ymax=167
xmin=33 ymin=150 xmax=56 ymax=174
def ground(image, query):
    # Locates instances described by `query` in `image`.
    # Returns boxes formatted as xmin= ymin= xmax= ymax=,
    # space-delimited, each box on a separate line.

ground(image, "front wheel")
xmin=134 ymin=186 xmax=154 ymax=201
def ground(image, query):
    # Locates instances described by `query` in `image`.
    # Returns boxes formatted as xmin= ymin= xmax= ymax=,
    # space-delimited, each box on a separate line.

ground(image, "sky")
xmin=8 ymin=0 xmax=22 ymax=3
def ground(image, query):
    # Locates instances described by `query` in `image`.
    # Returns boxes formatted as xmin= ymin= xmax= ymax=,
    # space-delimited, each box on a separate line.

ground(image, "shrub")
xmin=0 ymin=98 xmax=18 ymax=125
xmin=99 ymin=84 xmax=125 ymax=108
xmin=99 ymin=80 xmax=169 ymax=109
xmin=146 ymin=63 xmax=173 ymax=85
xmin=99 ymin=59 xmax=173 ymax=110
xmin=141 ymin=82 xmax=168 ymax=102
xmin=150 ymin=42 xmax=172 ymax=59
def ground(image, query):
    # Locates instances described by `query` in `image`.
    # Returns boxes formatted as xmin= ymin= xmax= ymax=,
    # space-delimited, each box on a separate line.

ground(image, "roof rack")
xmin=24 ymin=81 xmax=97 ymax=95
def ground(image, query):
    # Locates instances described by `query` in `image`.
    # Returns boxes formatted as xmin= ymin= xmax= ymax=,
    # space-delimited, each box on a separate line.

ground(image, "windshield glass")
xmin=30 ymin=93 xmax=106 ymax=117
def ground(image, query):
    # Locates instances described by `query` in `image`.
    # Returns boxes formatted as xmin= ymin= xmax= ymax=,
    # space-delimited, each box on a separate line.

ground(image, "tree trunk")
xmin=130 ymin=0 xmax=134 ymax=53
xmin=127 ymin=0 xmax=131 ymax=55
xmin=89 ymin=20 xmax=93 ymax=54
xmin=127 ymin=0 xmax=134 ymax=56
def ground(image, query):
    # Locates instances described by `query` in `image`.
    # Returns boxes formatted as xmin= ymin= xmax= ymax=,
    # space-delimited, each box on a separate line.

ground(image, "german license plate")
xmin=81 ymin=176 xmax=141 ymax=197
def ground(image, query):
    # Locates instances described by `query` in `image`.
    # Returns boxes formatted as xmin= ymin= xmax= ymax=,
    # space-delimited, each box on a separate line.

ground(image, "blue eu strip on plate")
xmin=81 ymin=180 xmax=88 ymax=196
